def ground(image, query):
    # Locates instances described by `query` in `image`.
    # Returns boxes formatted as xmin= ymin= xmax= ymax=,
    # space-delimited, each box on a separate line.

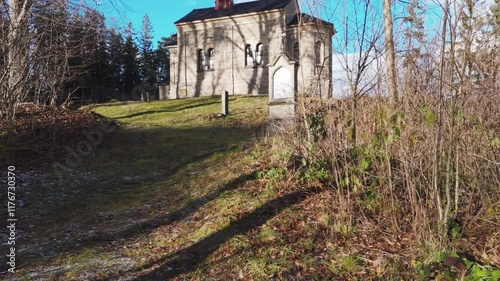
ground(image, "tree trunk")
xmin=3 ymin=0 xmax=31 ymax=120
xmin=382 ymin=0 xmax=398 ymax=103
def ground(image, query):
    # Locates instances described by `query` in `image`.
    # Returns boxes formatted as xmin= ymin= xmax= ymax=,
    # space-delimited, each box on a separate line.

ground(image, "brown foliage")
xmin=273 ymin=92 xmax=500 ymax=268
xmin=0 ymin=103 xmax=102 ymax=168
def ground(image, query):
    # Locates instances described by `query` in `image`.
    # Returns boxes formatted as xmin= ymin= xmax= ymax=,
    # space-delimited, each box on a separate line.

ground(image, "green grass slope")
xmin=6 ymin=96 xmax=287 ymax=280
xmin=8 ymin=96 xmax=489 ymax=280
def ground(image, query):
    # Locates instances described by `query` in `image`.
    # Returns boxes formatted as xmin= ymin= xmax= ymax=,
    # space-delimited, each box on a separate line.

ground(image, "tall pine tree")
xmin=82 ymin=9 xmax=108 ymax=102
xmin=106 ymin=28 xmax=124 ymax=100
xmin=122 ymin=22 xmax=140 ymax=100
xmin=138 ymin=14 xmax=156 ymax=85
xmin=155 ymin=36 xmax=171 ymax=83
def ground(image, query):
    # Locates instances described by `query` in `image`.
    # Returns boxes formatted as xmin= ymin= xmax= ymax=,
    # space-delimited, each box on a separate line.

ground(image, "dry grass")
xmin=269 ymin=92 xmax=500 ymax=277
xmin=3 ymin=94 xmax=498 ymax=280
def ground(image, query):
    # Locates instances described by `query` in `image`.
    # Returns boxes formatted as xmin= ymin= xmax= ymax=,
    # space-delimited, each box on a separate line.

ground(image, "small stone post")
xmin=222 ymin=91 xmax=229 ymax=115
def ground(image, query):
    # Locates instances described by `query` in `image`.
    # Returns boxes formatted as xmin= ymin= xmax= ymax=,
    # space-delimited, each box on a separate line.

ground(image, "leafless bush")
xmin=268 ymin=0 xmax=500 ymax=269
xmin=271 ymin=89 xmax=499 ymax=266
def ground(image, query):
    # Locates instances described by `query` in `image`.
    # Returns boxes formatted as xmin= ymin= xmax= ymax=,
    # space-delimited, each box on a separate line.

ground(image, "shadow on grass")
xmin=114 ymin=99 xmax=222 ymax=120
xmin=92 ymin=171 xmax=258 ymax=242
xmin=126 ymin=187 xmax=322 ymax=280
xmin=81 ymin=122 xmax=263 ymax=181
xmin=15 ymin=122 xmax=264 ymax=272
xmin=11 ymin=171 xmax=258 ymax=274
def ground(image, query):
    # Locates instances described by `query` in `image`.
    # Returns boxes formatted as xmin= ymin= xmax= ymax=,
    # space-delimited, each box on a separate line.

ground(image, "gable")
xmin=287 ymin=13 xmax=334 ymax=28
xmin=175 ymin=0 xmax=293 ymax=24
xmin=269 ymin=52 xmax=296 ymax=67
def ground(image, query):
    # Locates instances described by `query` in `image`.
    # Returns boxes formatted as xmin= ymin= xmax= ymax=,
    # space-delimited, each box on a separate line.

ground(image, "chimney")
xmin=215 ymin=0 xmax=233 ymax=10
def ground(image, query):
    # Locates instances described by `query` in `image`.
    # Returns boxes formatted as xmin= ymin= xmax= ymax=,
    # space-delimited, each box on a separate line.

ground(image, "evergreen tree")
xmin=122 ymin=22 xmax=140 ymax=100
xmin=82 ymin=9 xmax=108 ymax=102
xmin=29 ymin=1 xmax=103 ymax=105
xmin=138 ymin=14 xmax=156 ymax=85
xmin=31 ymin=0 xmax=73 ymax=106
xmin=106 ymin=28 xmax=124 ymax=99
xmin=155 ymin=36 xmax=171 ymax=83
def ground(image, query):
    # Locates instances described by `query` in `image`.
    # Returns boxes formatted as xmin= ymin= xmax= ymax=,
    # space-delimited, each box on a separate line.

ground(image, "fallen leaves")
xmin=0 ymin=103 xmax=103 ymax=169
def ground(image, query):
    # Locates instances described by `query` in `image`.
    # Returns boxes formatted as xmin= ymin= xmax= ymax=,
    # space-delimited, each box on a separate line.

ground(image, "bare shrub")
xmin=271 ymin=90 xmax=499 ymax=267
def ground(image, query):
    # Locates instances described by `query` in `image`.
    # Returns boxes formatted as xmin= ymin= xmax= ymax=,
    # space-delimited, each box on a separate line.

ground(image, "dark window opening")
xmin=293 ymin=42 xmax=300 ymax=61
xmin=198 ymin=49 xmax=206 ymax=71
xmin=314 ymin=41 xmax=322 ymax=65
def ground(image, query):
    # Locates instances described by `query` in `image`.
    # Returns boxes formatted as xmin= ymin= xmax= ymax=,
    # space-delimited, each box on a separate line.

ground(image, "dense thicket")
xmin=273 ymin=0 xmax=499 ymax=275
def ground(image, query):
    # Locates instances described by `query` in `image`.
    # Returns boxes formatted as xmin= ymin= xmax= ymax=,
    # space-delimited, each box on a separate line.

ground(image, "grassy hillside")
xmin=3 ymin=95 xmax=498 ymax=280
xmin=5 ymin=96 xmax=282 ymax=280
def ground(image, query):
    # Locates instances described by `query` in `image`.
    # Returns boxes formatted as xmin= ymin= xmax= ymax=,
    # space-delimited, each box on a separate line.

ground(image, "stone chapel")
xmin=164 ymin=0 xmax=335 ymax=101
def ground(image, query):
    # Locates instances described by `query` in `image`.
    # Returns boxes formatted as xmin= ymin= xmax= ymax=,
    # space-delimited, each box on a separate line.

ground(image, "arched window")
xmin=255 ymin=43 xmax=264 ymax=65
xmin=198 ymin=49 xmax=206 ymax=71
xmin=245 ymin=44 xmax=255 ymax=66
xmin=245 ymin=44 xmax=254 ymax=66
xmin=293 ymin=42 xmax=300 ymax=61
xmin=208 ymin=48 xmax=215 ymax=70
xmin=314 ymin=41 xmax=322 ymax=65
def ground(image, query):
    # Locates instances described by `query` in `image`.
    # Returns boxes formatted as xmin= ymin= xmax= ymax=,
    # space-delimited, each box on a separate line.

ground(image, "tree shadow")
xmin=14 ymin=121 xmax=264 ymax=273
xmin=10 ymin=170 xmax=258 ymax=275
xmin=128 ymin=187 xmax=322 ymax=280
xmin=113 ymin=99 xmax=221 ymax=119
xmin=84 ymin=171 xmax=258 ymax=243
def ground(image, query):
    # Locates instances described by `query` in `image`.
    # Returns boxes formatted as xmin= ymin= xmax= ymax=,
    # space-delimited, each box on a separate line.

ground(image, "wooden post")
xmin=222 ymin=91 xmax=229 ymax=115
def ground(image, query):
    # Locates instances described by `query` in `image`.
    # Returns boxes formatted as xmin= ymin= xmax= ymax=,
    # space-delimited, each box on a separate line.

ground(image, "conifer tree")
xmin=122 ymin=22 xmax=140 ymax=100
xmin=155 ymin=36 xmax=171 ymax=83
xmin=138 ymin=14 xmax=156 ymax=85
xmin=82 ymin=9 xmax=108 ymax=102
xmin=106 ymin=28 xmax=124 ymax=99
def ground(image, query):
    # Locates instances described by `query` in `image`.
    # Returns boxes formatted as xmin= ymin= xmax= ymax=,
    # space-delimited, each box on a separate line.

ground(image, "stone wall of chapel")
xmin=286 ymin=24 xmax=333 ymax=97
xmin=167 ymin=46 xmax=178 ymax=99
xmin=174 ymin=10 xmax=287 ymax=98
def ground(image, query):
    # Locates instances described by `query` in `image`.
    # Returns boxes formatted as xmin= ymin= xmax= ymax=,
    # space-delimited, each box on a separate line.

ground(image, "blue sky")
xmin=94 ymin=0 xmax=495 ymax=96
xmin=97 ymin=0 xmax=255 ymax=45
xmin=95 ymin=0 xmax=495 ymax=46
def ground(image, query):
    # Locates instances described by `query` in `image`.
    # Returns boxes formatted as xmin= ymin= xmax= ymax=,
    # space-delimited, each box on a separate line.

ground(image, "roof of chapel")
xmin=175 ymin=0 xmax=293 ymax=24
xmin=287 ymin=13 xmax=334 ymax=28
